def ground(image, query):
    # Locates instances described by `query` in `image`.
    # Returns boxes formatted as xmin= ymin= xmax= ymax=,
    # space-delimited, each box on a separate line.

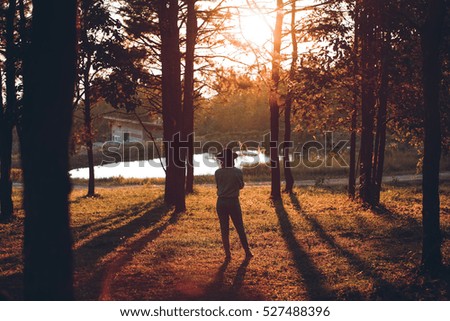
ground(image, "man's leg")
xmin=216 ymin=199 xmax=231 ymax=258
xmin=229 ymin=200 xmax=252 ymax=257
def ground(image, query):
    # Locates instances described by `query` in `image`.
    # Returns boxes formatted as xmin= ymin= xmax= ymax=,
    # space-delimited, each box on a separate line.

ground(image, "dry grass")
xmin=0 ymin=183 xmax=449 ymax=300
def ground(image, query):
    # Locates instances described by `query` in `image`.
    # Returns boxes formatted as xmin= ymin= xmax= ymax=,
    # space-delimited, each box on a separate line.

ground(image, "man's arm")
xmin=215 ymin=171 xmax=219 ymax=189
xmin=237 ymin=169 xmax=244 ymax=189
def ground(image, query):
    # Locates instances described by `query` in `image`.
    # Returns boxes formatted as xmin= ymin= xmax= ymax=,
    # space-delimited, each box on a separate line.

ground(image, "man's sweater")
xmin=214 ymin=167 xmax=244 ymax=198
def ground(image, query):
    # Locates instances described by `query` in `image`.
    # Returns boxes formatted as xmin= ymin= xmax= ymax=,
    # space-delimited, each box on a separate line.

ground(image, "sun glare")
xmin=238 ymin=13 xmax=273 ymax=48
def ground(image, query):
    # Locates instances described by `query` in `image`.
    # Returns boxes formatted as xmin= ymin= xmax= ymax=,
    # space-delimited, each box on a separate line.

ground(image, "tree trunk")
xmin=158 ymin=0 xmax=186 ymax=212
xmin=0 ymin=122 xmax=14 ymax=220
xmin=348 ymin=5 xmax=360 ymax=199
xmin=269 ymin=0 xmax=284 ymax=200
xmin=420 ymin=0 xmax=445 ymax=273
xmin=0 ymin=72 xmax=3 ymax=219
xmin=18 ymin=0 xmax=27 ymax=42
xmin=372 ymin=28 xmax=390 ymax=206
xmin=15 ymin=0 xmax=29 ymax=139
xmin=83 ymin=84 xmax=95 ymax=197
xmin=0 ymin=0 xmax=17 ymax=221
xmin=183 ymin=0 xmax=197 ymax=195
xmin=185 ymin=136 xmax=195 ymax=194
xmin=282 ymin=0 xmax=296 ymax=194
xmin=21 ymin=0 xmax=77 ymax=299
xmin=83 ymin=60 xmax=95 ymax=197
xmin=80 ymin=1 xmax=95 ymax=197
xmin=358 ymin=0 xmax=377 ymax=205
xmin=348 ymin=101 xmax=358 ymax=198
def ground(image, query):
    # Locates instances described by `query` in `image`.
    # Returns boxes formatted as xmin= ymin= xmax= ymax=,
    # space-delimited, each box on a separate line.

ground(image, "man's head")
xmin=216 ymin=148 xmax=238 ymax=168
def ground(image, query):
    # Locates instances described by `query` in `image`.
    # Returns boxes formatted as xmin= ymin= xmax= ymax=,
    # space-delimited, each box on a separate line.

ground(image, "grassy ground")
xmin=0 ymin=183 xmax=449 ymax=300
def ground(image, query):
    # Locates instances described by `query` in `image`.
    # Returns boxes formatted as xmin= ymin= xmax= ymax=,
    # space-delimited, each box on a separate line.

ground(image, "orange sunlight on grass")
xmin=1 ymin=184 xmax=449 ymax=300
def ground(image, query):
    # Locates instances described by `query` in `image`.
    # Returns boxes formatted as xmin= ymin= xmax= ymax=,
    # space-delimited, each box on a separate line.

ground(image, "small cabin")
xmin=104 ymin=116 xmax=163 ymax=143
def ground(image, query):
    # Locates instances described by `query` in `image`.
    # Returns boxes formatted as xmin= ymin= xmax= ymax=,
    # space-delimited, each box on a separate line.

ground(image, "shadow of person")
xmin=232 ymin=257 xmax=251 ymax=292
xmin=190 ymin=258 xmax=231 ymax=300
xmin=213 ymin=259 xmax=231 ymax=288
xmin=192 ymin=256 xmax=264 ymax=300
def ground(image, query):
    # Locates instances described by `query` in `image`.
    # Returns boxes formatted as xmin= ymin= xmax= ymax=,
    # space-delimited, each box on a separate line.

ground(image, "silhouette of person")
xmin=215 ymin=148 xmax=253 ymax=260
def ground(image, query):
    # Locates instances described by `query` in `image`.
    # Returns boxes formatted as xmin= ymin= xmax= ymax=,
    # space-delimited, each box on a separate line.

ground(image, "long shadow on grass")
xmin=193 ymin=259 xmax=233 ymax=300
xmin=354 ymin=201 xmax=440 ymax=275
xmin=371 ymin=204 xmax=422 ymax=231
xmin=72 ymin=201 xmax=153 ymax=242
xmin=75 ymin=196 xmax=181 ymax=300
xmin=98 ymin=207 xmax=183 ymax=300
xmin=289 ymin=194 xmax=409 ymax=300
xmin=232 ymin=257 xmax=251 ymax=292
xmin=274 ymin=199 xmax=335 ymax=300
xmin=370 ymin=205 xmax=423 ymax=259
xmin=190 ymin=257 xmax=263 ymax=300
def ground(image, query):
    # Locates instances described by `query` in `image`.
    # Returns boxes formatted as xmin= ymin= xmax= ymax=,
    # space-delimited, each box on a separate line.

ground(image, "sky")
xmin=197 ymin=0 xmax=318 ymax=77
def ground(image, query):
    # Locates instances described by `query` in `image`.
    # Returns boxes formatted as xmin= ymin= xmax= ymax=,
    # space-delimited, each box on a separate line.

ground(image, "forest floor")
xmin=0 ymin=183 xmax=449 ymax=300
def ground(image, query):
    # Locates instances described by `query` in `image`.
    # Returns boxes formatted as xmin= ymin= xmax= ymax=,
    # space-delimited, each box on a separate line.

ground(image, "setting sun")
xmin=203 ymin=0 xmax=278 ymax=67
xmin=237 ymin=12 xmax=273 ymax=47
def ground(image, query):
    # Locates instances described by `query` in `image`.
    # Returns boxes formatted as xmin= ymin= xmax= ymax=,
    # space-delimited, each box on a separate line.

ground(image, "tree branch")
xmin=133 ymin=110 xmax=166 ymax=173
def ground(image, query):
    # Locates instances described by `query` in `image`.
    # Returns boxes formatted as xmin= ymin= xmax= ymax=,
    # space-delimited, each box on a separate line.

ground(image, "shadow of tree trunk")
xmin=75 ymin=197 xmax=181 ymax=299
xmin=273 ymin=199 xmax=335 ymax=300
xmin=289 ymin=193 xmax=407 ymax=300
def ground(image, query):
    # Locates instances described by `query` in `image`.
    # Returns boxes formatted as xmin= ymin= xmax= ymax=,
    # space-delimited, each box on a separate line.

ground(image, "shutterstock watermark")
xmin=100 ymin=131 xmax=349 ymax=169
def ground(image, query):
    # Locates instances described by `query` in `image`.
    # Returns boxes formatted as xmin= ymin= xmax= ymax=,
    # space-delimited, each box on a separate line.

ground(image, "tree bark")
xmin=282 ymin=0 xmax=296 ymax=194
xmin=18 ymin=0 xmax=27 ymax=42
xmin=358 ymin=0 xmax=377 ymax=205
xmin=269 ymin=0 xmax=284 ymax=200
xmin=0 ymin=72 xmax=3 ymax=216
xmin=83 ymin=71 xmax=96 ymax=197
xmin=0 ymin=119 xmax=14 ymax=220
xmin=348 ymin=3 xmax=360 ymax=199
xmin=348 ymin=99 xmax=358 ymax=198
xmin=80 ymin=0 xmax=96 ymax=197
xmin=21 ymin=0 xmax=77 ymax=299
xmin=420 ymin=0 xmax=445 ymax=273
xmin=158 ymin=0 xmax=186 ymax=212
xmin=0 ymin=0 xmax=17 ymax=221
xmin=16 ymin=0 xmax=29 ymax=139
xmin=183 ymin=0 xmax=197 ymax=195
xmin=372 ymin=25 xmax=390 ymax=205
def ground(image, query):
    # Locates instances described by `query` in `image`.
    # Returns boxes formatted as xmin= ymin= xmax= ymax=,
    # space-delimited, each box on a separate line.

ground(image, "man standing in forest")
xmin=215 ymin=148 xmax=253 ymax=260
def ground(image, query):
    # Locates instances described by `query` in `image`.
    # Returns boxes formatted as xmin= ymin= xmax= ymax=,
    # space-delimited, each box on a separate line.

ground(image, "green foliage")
xmin=195 ymin=74 xmax=270 ymax=139
xmin=76 ymin=0 xmax=149 ymax=112
xmin=292 ymin=0 xmax=449 ymax=151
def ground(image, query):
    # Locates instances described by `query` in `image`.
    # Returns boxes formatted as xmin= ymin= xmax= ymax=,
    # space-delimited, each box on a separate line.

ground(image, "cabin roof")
xmin=104 ymin=115 xmax=161 ymax=127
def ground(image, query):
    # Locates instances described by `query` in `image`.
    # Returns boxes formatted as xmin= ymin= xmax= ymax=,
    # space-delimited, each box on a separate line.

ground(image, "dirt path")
xmin=247 ymin=172 xmax=450 ymax=187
